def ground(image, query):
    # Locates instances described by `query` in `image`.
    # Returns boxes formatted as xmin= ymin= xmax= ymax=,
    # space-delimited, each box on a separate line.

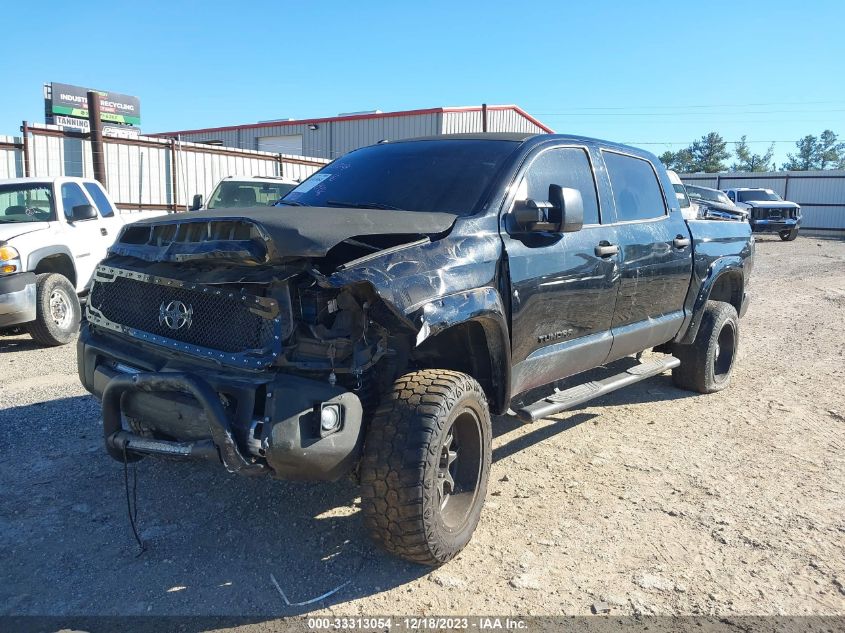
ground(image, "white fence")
xmin=0 ymin=135 xmax=23 ymax=180
xmin=681 ymin=170 xmax=845 ymax=231
xmin=0 ymin=123 xmax=329 ymax=211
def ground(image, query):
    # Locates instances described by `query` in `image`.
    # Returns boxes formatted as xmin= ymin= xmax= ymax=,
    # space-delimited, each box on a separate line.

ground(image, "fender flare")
xmin=26 ymin=245 xmax=78 ymax=285
xmin=677 ymin=256 xmax=745 ymax=345
xmin=411 ymin=286 xmax=512 ymax=415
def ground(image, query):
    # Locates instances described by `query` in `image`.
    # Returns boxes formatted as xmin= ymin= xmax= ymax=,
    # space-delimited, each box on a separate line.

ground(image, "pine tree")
xmin=688 ymin=133 xmax=730 ymax=173
xmin=817 ymin=130 xmax=845 ymax=169
xmin=659 ymin=149 xmax=694 ymax=172
xmin=731 ymin=136 xmax=774 ymax=172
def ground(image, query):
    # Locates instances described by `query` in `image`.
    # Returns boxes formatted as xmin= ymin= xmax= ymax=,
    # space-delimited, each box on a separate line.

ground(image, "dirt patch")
xmin=1 ymin=235 xmax=843 ymax=620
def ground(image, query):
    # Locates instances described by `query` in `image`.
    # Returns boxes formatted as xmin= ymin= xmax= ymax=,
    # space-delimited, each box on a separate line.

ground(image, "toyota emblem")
xmin=159 ymin=300 xmax=193 ymax=330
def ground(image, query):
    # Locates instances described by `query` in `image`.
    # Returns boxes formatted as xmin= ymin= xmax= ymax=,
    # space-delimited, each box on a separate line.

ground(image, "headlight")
xmin=0 ymin=244 xmax=22 ymax=274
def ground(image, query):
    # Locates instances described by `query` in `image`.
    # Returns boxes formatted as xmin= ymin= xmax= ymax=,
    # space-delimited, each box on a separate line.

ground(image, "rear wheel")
xmin=779 ymin=229 xmax=798 ymax=241
xmin=672 ymin=301 xmax=739 ymax=394
xmin=26 ymin=273 xmax=80 ymax=346
xmin=359 ymin=369 xmax=492 ymax=566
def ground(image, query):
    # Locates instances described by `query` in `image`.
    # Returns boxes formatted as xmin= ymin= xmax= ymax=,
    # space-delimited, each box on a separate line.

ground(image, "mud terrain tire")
xmin=360 ymin=370 xmax=492 ymax=566
xmin=672 ymin=301 xmax=739 ymax=394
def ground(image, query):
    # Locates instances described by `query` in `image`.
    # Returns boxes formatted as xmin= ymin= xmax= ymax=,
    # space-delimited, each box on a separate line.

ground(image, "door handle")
xmin=673 ymin=235 xmax=690 ymax=249
xmin=595 ymin=243 xmax=619 ymax=257
xmin=100 ymin=228 xmax=108 ymax=236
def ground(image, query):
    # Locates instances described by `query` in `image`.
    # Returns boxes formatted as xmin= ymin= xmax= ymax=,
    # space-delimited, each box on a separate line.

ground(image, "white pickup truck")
xmin=189 ymin=175 xmax=299 ymax=211
xmin=0 ymin=177 xmax=165 ymax=345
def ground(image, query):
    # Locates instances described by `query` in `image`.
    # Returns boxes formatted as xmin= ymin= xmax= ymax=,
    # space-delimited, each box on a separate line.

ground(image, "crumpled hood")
xmin=700 ymin=200 xmax=747 ymax=215
xmin=0 ymin=222 xmax=51 ymax=243
xmin=116 ymin=205 xmax=459 ymax=261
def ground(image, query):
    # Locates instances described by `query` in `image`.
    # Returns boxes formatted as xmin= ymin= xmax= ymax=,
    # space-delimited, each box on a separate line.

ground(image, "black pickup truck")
xmin=78 ymin=133 xmax=754 ymax=565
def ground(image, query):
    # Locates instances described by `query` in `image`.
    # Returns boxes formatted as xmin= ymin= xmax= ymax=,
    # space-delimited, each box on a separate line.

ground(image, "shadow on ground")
xmin=0 ymin=360 xmax=693 ymax=620
xmin=0 ymin=335 xmax=43 ymax=353
xmin=493 ymin=356 xmax=697 ymax=461
xmin=0 ymin=395 xmax=423 ymax=619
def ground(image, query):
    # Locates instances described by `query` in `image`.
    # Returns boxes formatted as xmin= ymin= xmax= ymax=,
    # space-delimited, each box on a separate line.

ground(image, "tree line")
xmin=659 ymin=129 xmax=845 ymax=173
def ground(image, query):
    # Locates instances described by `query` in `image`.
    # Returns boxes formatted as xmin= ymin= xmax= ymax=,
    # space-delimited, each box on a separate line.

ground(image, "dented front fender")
xmin=327 ymin=216 xmax=504 ymax=320
xmin=326 ymin=216 xmax=512 ymax=411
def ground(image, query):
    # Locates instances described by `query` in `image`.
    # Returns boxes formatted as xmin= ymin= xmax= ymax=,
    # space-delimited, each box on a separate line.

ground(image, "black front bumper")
xmin=101 ymin=372 xmax=266 ymax=475
xmin=78 ymin=325 xmax=364 ymax=481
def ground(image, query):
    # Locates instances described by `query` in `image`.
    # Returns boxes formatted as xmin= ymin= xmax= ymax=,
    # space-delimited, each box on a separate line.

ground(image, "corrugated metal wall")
xmin=170 ymin=108 xmax=550 ymax=160
xmin=176 ymin=112 xmax=442 ymax=160
xmin=681 ymin=170 xmax=845 ymax=230
xmin=440 ymin=109 xmax=548 ymax=134
xmin=0 ymin=135 xmax=23 ymax=179
xmin=330 ymin=113 xmax=441 ymax=158
xmin=2 ymin=124 xmax=328 ymax=210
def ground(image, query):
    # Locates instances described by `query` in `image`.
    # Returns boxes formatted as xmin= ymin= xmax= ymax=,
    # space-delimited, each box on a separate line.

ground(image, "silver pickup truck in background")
xmin=724 ymin=187 xmax=801 ymax=241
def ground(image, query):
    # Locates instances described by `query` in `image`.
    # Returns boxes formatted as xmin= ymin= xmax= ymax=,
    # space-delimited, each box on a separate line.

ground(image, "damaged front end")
xmin=79 ymin=208 xmax=502 ymax=480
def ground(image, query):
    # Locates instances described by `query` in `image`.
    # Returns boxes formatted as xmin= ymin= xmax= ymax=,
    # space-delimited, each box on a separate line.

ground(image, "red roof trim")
xmin=151 ymin=105 xmax=553 ymax=137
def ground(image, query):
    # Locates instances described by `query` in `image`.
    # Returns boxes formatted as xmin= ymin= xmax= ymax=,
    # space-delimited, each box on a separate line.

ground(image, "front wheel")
xmin=779 ymin=229 xmax=798 ymax=241
xmin=26 ymin=273 xmax=81 ymax=346
xmin=359 ymin=370 xmax=492 ymax=566
xmin=672 ymin=301 xmax=739 ymax=394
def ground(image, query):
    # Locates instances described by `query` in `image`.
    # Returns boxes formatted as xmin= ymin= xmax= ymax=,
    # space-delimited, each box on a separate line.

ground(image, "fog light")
xmin=320 ymin=404 xmax=342 ymax=434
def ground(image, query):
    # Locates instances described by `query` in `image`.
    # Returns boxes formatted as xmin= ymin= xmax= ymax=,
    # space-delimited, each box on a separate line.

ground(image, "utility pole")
xmin=87 ymin=90 xmax=107 ymax=186
xmin=21 ymin=121 xmax=30 ymax=177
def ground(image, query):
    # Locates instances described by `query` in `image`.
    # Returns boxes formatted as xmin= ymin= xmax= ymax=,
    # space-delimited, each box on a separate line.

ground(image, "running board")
xmin=515 ymin=356 xmax=680 ymax=423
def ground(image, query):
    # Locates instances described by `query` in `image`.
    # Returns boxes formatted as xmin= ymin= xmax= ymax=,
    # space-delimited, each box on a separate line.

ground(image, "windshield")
xmin=738 ymin=189 xmax=781 ymax=202
xmin=672 ymin=183 xmax=691 ymax=208
xmin=688 ymin=186 xmax=731 ymax=205
xmin=208 ymin=181 xmax=296 ymax=209
xmin=0 ymin=183 xmax=55 ymax=223
xmin=279 ymin=139 xmax=520 ymax=215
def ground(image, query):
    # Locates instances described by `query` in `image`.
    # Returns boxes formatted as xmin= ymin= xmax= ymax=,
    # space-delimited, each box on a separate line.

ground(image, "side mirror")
xmin=513 ymin=185 xmax=584 ymax=233
xmin=71 ymin=204 xmax=98 ymax=221
xmin=190 ymin=194 xmax=203 ymax=211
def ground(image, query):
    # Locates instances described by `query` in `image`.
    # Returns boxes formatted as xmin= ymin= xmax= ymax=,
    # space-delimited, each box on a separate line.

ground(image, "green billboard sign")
xmin=48 ymin=82 xmax=141 ymax=126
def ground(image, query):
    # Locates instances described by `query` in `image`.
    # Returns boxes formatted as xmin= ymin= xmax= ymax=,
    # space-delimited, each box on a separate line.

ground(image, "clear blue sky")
xmin=2 ymin=0 xmax=843 ymax=166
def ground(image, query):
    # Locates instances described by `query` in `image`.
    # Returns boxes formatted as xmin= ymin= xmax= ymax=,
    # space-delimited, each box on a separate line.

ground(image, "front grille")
xmin=752 ymin=207 xmax=796 ymax=220
xmin=88 ymin=267 xmax=281 ymax=365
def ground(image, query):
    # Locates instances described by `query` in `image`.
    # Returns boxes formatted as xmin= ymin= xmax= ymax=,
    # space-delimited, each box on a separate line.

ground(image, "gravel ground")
xmin=1 ymin=235 xmax=844 ymax=621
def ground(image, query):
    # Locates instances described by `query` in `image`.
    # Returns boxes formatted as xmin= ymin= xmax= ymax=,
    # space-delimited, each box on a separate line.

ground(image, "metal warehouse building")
xmin=152 ymin=105 xmax=552 ymax=160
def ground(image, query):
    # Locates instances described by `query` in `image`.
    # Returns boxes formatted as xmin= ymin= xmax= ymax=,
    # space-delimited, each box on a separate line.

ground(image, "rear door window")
xmin=83 ymin=182 xmax=116 ymax=217
xmin=603 ymin=151 xmax=667 ymax=222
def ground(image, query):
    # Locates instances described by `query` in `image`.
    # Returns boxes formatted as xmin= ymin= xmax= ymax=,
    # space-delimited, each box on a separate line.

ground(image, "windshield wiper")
xmin=325 ymin=200 xmax=405 ymax=211
xmin=276 ymin=200 xmax=306 ymax=206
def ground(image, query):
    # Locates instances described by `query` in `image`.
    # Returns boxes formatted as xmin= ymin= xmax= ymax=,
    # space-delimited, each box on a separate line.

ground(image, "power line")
xmin=535 ymin=100 xmax=845 ymax=112
xmin=537 ymin=109 xmax=845 ymax=117
xmin=628 ymin=140 xmax=797 ymax=146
